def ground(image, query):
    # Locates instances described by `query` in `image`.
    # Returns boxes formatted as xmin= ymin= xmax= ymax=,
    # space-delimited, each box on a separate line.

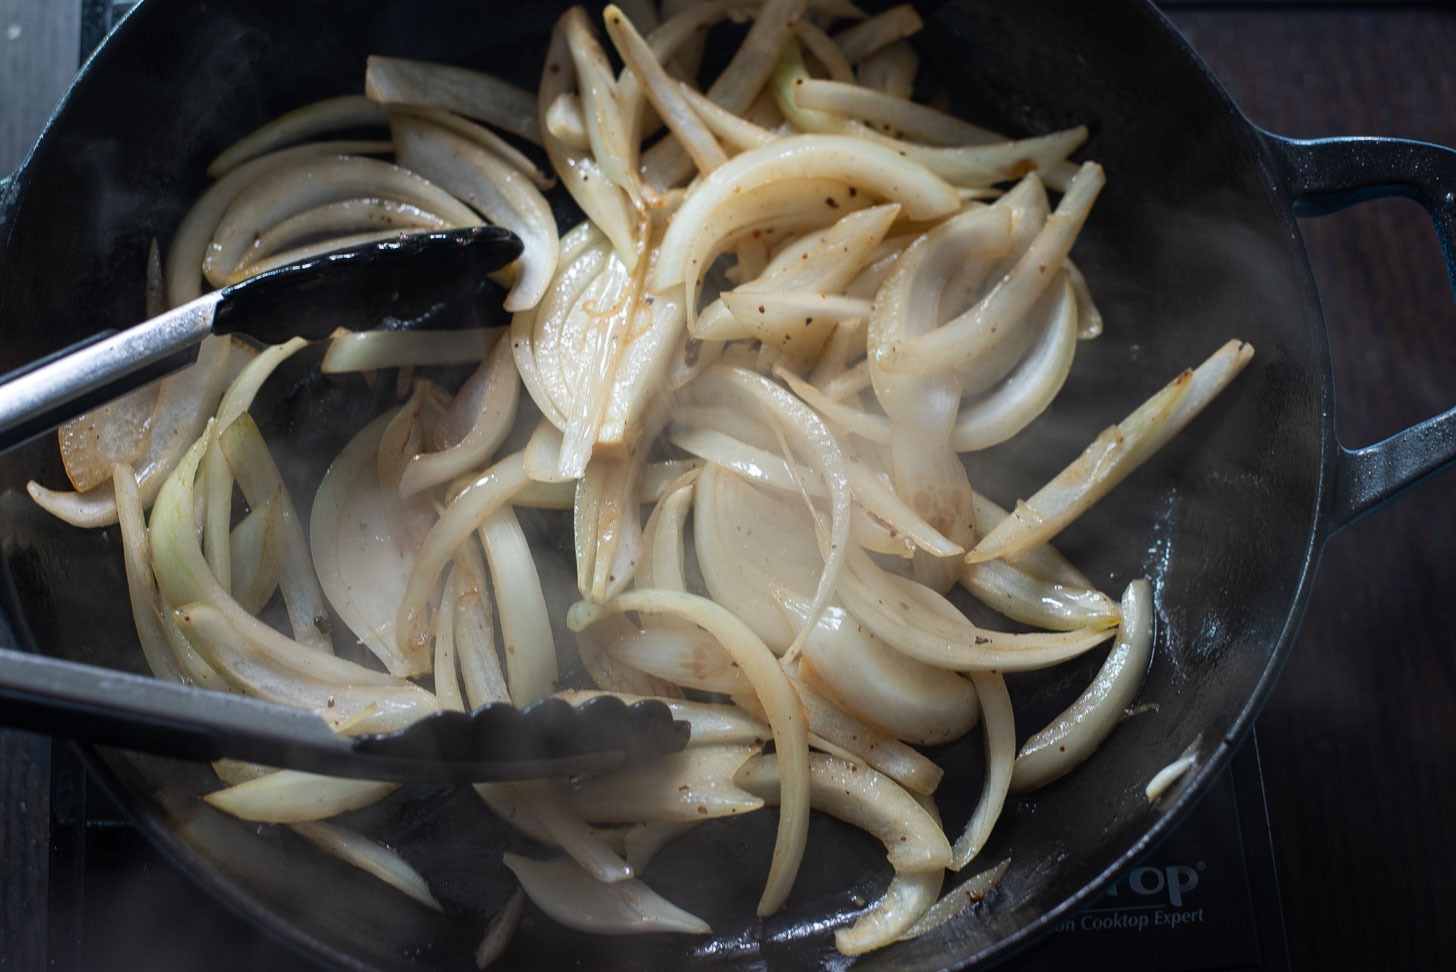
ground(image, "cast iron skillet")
xmin=2 ymin=1 xmax=1454 ymax=969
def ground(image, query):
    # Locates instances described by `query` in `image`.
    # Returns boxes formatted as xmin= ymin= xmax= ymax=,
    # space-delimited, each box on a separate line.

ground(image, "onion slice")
xmin=202 ymin=153 xmax=479 ymax=287
xmin=208 ymin=95 xmax=391 ymax=177
xmin=396 ymin=451 xmax=531 ymax=656
xmin=575 ymin=588 xmax=808 ymax=918
xmin=900 ymin=857 xmax=1010 ymax=940
xmin=735 ymin=752 xmax=951 ymax=872
xmin=1011 ymin=579 xmax=1154 ymax=792
xmin=967 ymin=339 xmax=1255 ymax=563
xmin=480 ymin=506 xmax=560 ymax=705
xmin=503 ymin=853 xmax=711 ymax=935
xmin=290 ymin=821 xmax=442 ymax=910
xmin=653 ymin=133 xmax=959 ymax=316
xmin=561 ymin=744 xmax=764 ymax=823
xmin=310 ymin=409 xmax=431 ymax=676
xmin=204 ymin=770 xmax=398 ymax=823
xmin=839 ymin=546 xmax=1114 ymax=672
xmin=392 ymin=115 xmax=559 ymax=312
xmin=365 ymin=55 xmax=542 ymax=145
xmin=874 ymin=162 xmax=1104 ymax=375
xmin=322 ymin=327 xmax=500 ymax=373
xmin=950 ymin=670 xmax=1015 ymax=869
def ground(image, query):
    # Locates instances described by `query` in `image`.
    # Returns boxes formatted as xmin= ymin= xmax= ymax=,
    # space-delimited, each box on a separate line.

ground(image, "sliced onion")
xmin=875 ymin=162 xmax=1105 ymax=376
xmin=603 ymin=625 xmax=744 ymax=695
xmin=310 ymin=408 xmax=428 ymax=675
xmin=1146 ymin=745 xmax=1199 ymax=804
xmin=604 ymin=4 xmax=728 ymax=177
xmin=432 ymin=566 xmax=466 ymax=712
xmin=738 ymin=678 xmax=944 ymax=797
xmin=513 ymin=225 xmax=613 ymax=442
xmin=833 ymin=4 xmax=923 ymax=64
xmin=365 ymin=55 xmax=542 ymax=145
xmin=59 ymin=386 xmax=157 ymax=492
xmin=1011 ymin=579 xmax=1154 ymax=793
xmin=697 ymin=201 xmax=901 ymax=340
xmin=399 ymin=332 xmax=521 ymax=497
xmin=573 ymin=611 xmax=687 ymax=699
xmin=503 ymin=853 xmax=711 ymax=936
xmin=229 ymin=197 xmax=453 ymax=277
xmin=396 ymin=451 xmax=531 ymax=656
xmin=202 ymin=153 xmax=479 ymax=287
xmin=791 ymin=21 xmax=853 ymax=85
xmin=635 ymin=467 xmax=698 ymax=591
xmin=113 ymin=464 xmax=212 ymax=686
xmin=640 ymin=0 xmax=818 ymax=190
xmin=950 ymin=670 xmax=1014 ymax=869
xmin=544 ymin=91 xmax=591 ymax=149
xmin=838 ymin=546 xmax=1114 ymax=672
xmin=480 ymin=506 xmax=559 ymax=705
xmin=475 ymin=888 xmax=525 ymax=969
xmin=1067 ymin=258 xmax=1105 ymax=339
xmin=539 ymin=19 xmax=640 ymax=268
xmin=596 ymin=252 xmax=689 ymax=453
xmin=320 ymin=328 xmax=499 ymax=375
xmin=174 ymin=600 xmax=436 ymax=733
xmin=561 ymin=6 xmax=641 ymax=206
xmin=855 ymin=41 xmax=918 ymax=100
xmin=448 ymin=542 xmax=511 ymax=709
xmin=392 ymin=115 xmax=559 ymax=312
xmin=29 ymin=336 xmax=248 ymax=528
xmin=654 ymin=134 xmax=959 ymax=319
xmin=693 ymin=462 xmax=823 ymax=652
xmin=899 ymin=857 xmax=1010 ymax=940
xmin=958 ymin=558 xmax=1119 ymax=632
xmin=722 ymin=291 xmax=872 ymax=368
xmin=677 ymin=82 xmax=779 ymax=154
xmin=793 ymin=78 xmax=1001 ymax=148
xmin=867 ymin=204 xmax=1013 ymax=590
xmin=949 ymin=272 xmax=1079 ymax=452
xmin=496 ymin=780 xmax=636 ymax=884
xmin=562 ymin=744 xmax=764 ymax=823
xmin=836 ymin=789 xmax=943 ymax=954
xmin=838 ymin=868 xmax=941 ymax=956
xmin=735 ymin=752 xmax=951 ymax=872
xmin=969 ymin=491 xmax=1096 ymax=588
xmin=578 ymin=588 xmax=808 ymax=917
xmin=558 ymin=690 xmax=771 ymax=748
xmin=390 ymin=104 xmax=555 ymax=189
xmin=290 ymin=820 xmax=442 ymax=910
xmin=797 ymin=604 xmax=980 ymax=746
xmin=204 ymin=770 xmax=398 ymax=823
xmin=967 ymin=339 xmax=1255 ymax=563
xmin=219 ymin=414 xmax=335 ymax=654
xmin=700 ymin=365 xmax=853 ymax=655
xmin=167 ymin=141 xmax=393 ymax=306
xmin=208 ymin=95 xmax=391 ymax=177
xmin=228 ymin=488 xmax=286 ymax=616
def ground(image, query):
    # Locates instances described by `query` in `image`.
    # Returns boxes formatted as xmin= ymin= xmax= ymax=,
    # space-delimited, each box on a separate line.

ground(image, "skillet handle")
xmin=1261 ymin=132 xmax=1456 ymax=533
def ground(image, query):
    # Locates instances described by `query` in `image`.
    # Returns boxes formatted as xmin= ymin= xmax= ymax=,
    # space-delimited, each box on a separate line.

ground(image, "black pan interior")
xmin=0 ymin=1 xmax=1332 ymax=969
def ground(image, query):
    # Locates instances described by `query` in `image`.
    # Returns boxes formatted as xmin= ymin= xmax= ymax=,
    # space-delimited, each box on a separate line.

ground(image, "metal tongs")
xmin=0 ymin=225 xmax=522 ymax=451
xmin=0 ymin=226 xmax=691 ymax=779
xmin=0 ymin=647 xmax=688 ymax=782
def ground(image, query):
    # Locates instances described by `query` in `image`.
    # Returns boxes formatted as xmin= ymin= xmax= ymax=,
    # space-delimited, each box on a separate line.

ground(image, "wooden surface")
xmin=2 ymin=4 xmax=1454 ymax=971
xmin=1163 ymin=9 xmax=1456 ymax=971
